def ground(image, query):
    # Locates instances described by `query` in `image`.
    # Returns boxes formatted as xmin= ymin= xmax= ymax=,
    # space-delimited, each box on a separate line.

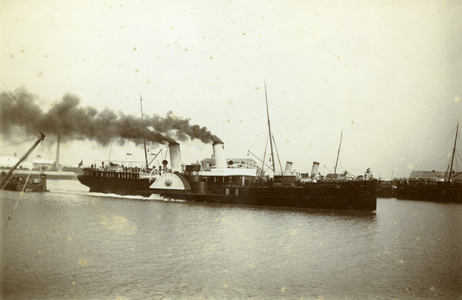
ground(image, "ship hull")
xmin=377 ymin=186 xmax=397 ymax=198
xmin=162 ymin=192 xmax=376 ymax=211
xmin=1 ymin=173 xmax=47 ymax=192
xmin=78 ymin=171 xmax=377 ymax=211
xmin=78 ymin=175 xmax=151 ymax=196
xmin=2 ymin=182 xmax=47 ymax=192
xmin=160 ymin=181 xmax=376 ymax=211
xmin=397 ymin=182 xmax=462 ymax=203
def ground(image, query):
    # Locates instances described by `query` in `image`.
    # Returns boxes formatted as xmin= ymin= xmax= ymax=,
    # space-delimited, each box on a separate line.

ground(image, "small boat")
xmin=397 ymin=123 xmax=461 ymax=203
xmin=1 ymin=172 xmax=47 ymax=192
xmin=376 ymin=179 xmax=398 ymax=198
xmin=1 ymin=133 xmax=48 ymax=192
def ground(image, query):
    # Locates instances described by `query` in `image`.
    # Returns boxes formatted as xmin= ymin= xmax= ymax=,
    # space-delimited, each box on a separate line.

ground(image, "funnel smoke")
xmin=0 ymin=88 xmax=222 ymax=146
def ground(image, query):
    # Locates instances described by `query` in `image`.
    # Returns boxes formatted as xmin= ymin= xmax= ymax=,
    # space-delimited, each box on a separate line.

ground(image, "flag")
xmin=78 ymin=160 xmax=83 ymax=168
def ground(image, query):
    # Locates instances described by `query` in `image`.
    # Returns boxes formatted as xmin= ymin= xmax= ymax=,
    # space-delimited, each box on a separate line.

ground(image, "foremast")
xmin=264 ymin=82 xmax=276 ymax=175
xmin=140 ymin=94 xmax=149 ymax=171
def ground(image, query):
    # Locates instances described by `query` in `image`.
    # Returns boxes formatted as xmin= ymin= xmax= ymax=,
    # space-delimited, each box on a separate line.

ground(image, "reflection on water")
xmin=1 ymin=180 xmax=461 ymax=299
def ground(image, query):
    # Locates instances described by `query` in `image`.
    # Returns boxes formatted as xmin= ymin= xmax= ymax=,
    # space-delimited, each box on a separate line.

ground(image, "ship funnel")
xmin=284 ymin=161 xmax=293 ymax=172
xmin=212 ymin=141 xmax=226 ymax=169
xmin=54 ymin=133 xmax=61 ymax=172
xmin=169 ymin=143 xmax=182 ymax=173
xmin=310 ymin=162 xmax=320 ymax=177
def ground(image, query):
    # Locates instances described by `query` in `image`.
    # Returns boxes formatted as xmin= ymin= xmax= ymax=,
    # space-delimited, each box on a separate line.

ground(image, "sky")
xmin=1 ymin=0 xmax=461 ymax=179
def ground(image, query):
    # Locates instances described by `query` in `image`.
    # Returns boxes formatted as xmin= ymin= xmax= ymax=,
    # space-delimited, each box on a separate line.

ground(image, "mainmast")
xmin=447 ymin=122 xmax=459 ymax=182
xmin=264 ymin=82 xmax=276 ymax=174
xmin=140 ymin=94 xmax=149 ymax=170
xmin=333 ymin=129 xmax=343 ymax=176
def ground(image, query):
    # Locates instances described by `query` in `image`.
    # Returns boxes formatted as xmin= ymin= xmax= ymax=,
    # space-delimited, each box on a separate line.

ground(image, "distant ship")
xmin=397 ymin=170 xmax=461 ymax=203
xmin=397 ymin=123 xmax=461 ymax=203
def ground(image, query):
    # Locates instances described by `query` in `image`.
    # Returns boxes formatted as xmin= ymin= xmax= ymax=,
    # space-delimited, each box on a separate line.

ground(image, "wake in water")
xmin=47 ymin=186 xmax=185 ymax=202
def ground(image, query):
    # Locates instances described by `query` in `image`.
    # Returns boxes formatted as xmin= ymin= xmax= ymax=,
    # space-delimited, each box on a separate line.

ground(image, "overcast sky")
xmin=1 ymin=0 xmax=461 ymax=179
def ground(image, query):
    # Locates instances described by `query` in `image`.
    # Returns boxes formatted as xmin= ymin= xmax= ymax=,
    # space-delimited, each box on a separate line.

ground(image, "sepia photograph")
xmin=1 ymin=0 xmax=461 ymax=299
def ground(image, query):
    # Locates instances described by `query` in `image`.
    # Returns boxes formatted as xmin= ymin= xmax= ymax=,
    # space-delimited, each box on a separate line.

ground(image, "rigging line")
xmin=274 ymin=112 xmax=373 ymax=174
xmin=447 ymin=122 xmax=459 ymax=182
xmin=414 ymin=130 xmax=455 ymax=170
xmin=1 ymin=134 xmax=44 ymax=190
xmin=8 ymin=173 xmax=32 ymax=221
xmin=418 ymin=142 xmax=453 ymax=169
xmin=0 ymin=79 xmax=41 ymax=133
xmin=325 ymin=148 xmax=362 ymax=174
xmin=349 ymin=181 xmax=371 ymax=196
xmin=264 ymin=81 xmax=276 ymax=173
xmin=286 ymin=116 xmax=344 ymax=154
xmin=333 ymin=130 xmax=343 ymax=175
xmin=418 ymin=152 xmax=453 ymax=172
xmin=248 ymin=126 xmax=269 ymax=151
xmin=261 ymin=135 xmax=268 ymax=175
xmin=333 ymin=149 xmax=366 ymax=175
xmin=335 ymin=155 xmax=366 ymax=176
xmin=7 ymin=138 xmax=44 ymax=221
xmin=456 ymin=151 xmax=462 ymax=164
xmin=272 ymin=121 xmax=340 ymax=167
xmin=324 ymin=134 xmax=363 ymax=174
xmin=275 ymin=122 xmax=363 ymax=174
xmin=140 ymin=94 xmax=149 ymax=170
xmin=271 ymin=135 xmax=283 ymax=173
xmin=326 ymin=155 xmax=361 ymax=175
xmin=0 ymin=138 xmax=37 ymax=148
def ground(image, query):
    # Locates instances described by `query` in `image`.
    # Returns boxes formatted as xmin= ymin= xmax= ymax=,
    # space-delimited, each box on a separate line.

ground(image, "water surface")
xmin=1 ymin=180 xmax=461 ymax=299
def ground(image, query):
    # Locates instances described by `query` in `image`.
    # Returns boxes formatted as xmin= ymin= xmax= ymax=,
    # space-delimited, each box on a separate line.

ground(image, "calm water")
xmin=1 ymin=180 xmax=461 ymax=299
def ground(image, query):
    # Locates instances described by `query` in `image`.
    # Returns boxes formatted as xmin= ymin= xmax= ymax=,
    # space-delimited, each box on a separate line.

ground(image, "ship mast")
xmin=140 ymin=94 xmax=149 ymax=170
xmin=333 ymin=129 xmax=343 ymax=176
xmin=264 ymin=82 xmax=276 ymax=174
xmin=446 ymin=122 xmax=459 ymax=182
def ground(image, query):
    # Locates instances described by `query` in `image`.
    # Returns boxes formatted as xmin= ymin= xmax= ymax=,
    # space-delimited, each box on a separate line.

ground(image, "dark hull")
xmin=78 ymin=172 xmax=377 ymax=211
xmin=188 ymin=180 xmax=375 ymax=211
xmin=2 ymin=182 xmax=47 ymax=192
xmin=78 ymin=175 xmax=151 ymax=196
xmin=162 ymin=187 xmax=376 ymax=211
xmin=377 ymin=186 xmax=397 ymax=198
xmin=397 ymin=182 xmax=462 ymax=203
xmin=1 ymin=173 xmax=48 ymax=192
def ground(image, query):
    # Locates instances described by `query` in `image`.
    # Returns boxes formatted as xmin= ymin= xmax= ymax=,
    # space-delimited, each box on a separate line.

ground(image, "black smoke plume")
xmin=0 ymin=88 xmax=222 ymax=146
